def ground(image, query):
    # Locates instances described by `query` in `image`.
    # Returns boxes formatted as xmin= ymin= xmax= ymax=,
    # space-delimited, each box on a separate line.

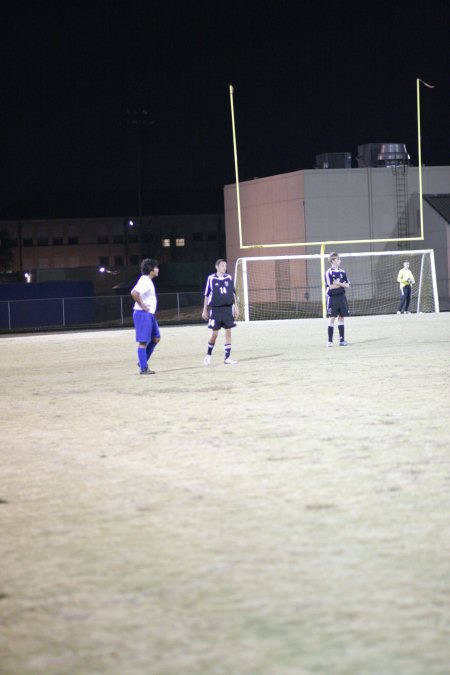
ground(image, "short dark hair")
xmin=328 ymin=252 xmax=339 ymax=263
xmin=215 ymin=258 xmax=226 ymax=268
xmin=141 ymin=258 xmax=159 ymax=275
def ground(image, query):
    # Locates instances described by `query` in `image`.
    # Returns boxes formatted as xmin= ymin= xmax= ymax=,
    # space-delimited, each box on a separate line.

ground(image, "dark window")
xmin=37 ymin=237 xmax=49 ymax=246
xmin=143 ymin=233 xmax=153 ymax=243
xmin=192 ymin=232 xmax=203 ymax=241
xmin=207 ymin=232 xmax=218 ymax=241
xmin=23 ymin=238 xmax=33 ymax=246
xmin=128 ymin=234 xmax=139 ymax=243
xmin=130 ymin=255 xmax=139 ymax=266
xmin=53 ymin=237 xmax=64 ymax=246
xmin=98 ymin=235 xmax=109 ymax=244
xmin=114 ymin=256 xmax=124 ymax=266
xmin=113 ymin=235 xmax=124 ymax=244
xmin=9 ymin=238 xmax=18 ymax=247
xmin=68 ymin=236 xmax=78 ymax=245
xmin=99 ymin=256 xmax=109 ymax=266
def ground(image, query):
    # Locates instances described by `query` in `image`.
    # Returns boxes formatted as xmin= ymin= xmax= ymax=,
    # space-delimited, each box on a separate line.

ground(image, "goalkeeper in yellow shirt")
xmin=397 ymin=261 xmax=415 ymax=314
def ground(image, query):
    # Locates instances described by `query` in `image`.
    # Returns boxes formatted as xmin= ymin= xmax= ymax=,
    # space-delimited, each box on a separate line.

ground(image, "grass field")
xmin=1 ymin=313 xmax=449 ymax=675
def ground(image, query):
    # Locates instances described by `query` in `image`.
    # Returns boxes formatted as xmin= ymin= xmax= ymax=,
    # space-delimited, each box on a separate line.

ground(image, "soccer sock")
xmin=328 ymin=326 xmax=334 ymax=342
xmin=338 ymin=323 xmax=345 ymax=341
xmin=207 ymin=342 xmax=214 ymax=356
xmin=224 ymin=344 xmax=231 ymax=360
xmin=137 ymin=347 xmax=147 ymax=370
xmin=146 ymin=341 xmax=156 ymax=361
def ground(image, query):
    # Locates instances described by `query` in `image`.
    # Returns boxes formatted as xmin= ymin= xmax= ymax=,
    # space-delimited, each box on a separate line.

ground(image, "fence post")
xmin=62 ymin=298 xmax=65 ymax=327
xmin=120 ymin=295 xmax=124 ymax=325
xmin=177 ymin=293 xmax=180 ymax=319
xmin=8 ymin=301 xmax=11 ymax=329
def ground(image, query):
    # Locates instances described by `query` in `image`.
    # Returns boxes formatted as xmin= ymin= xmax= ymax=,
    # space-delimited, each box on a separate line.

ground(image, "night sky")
xmin=1 ymin=0 xmax=449 ymax=214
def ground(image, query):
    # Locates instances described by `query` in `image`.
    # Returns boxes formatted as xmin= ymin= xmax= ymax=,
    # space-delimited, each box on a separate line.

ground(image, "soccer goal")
xmin=234 ymin=249 xmax=439 ymax=321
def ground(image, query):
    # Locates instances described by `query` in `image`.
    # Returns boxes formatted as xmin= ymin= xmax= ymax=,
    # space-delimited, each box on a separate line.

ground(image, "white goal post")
xmin=234 ymin=249 xmax=439 ymax=322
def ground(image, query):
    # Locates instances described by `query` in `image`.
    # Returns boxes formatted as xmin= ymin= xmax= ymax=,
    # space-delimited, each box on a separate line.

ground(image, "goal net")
xmin=234 ymin=249 xmax=439 ymax=321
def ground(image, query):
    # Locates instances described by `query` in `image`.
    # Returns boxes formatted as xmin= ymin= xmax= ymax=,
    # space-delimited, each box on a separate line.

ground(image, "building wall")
xmin=224 ymin=171 xmax=306 ymax=264
xmin=1 ymin=213 xmax=225 ymax=276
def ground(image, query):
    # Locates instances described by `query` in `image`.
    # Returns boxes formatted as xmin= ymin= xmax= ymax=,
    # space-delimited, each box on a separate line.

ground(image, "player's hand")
xmin=202 ymin=310 xmax=208 ymax=321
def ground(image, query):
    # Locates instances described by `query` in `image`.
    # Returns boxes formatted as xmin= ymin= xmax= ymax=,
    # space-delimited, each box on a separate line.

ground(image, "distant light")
xmin=24 ymin=272 xmax=31 ymax=283
xmin=98 ymin=266 xmax=119 ymax=275
xmin=128 ymin=220 xmax=134 ymax=227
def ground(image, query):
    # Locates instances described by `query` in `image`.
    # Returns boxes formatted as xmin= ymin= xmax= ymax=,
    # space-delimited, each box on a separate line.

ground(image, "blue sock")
xmin=138 ymin=347 xmax=147 ymax=370
xmin=146 ymin=341 xmax=156 ymax=361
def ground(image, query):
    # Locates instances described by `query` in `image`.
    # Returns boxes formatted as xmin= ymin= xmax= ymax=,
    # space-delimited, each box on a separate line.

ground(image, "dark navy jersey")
xmin=325 ymin=267 xmax=349 ymax=296
xmin=204 ymin=273 xmax=235 ymax=307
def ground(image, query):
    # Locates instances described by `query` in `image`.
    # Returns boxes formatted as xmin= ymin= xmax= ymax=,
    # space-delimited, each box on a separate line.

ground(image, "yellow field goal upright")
xmin=234 ymin=249 xmax=439 ymax=322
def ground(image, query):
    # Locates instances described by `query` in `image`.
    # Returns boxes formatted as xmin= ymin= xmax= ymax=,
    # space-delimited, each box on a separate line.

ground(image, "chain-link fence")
xmin=0 ymin=292 xmax=204 ymax=331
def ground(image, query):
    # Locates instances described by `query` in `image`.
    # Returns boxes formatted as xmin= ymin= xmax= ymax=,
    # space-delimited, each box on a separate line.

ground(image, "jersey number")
xmin=219 ymin=287 xmax=227 ymax=294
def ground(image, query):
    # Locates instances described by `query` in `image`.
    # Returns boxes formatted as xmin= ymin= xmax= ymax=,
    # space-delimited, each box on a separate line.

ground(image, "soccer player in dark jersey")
xmin=202 ymin=259 xmax=239 ymax=365
xmin=325 ymin=252 xmax=350 ymax=347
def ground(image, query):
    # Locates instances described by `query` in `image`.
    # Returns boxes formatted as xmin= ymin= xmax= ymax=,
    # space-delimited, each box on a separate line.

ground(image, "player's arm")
xmin=331 ymin=277 xmax=349 ymax=289
xmin=232 ymin=292 xmax=239 ymax=319
xmin=202 ymin=294 xmax=209 ymax=320
xmin=202 ymin=277 xmax=211 ymax=320
xmin=325 ymin=270 xmax=336 ymax=290
xmin=131 ymin=289 xmax=149 ymax=312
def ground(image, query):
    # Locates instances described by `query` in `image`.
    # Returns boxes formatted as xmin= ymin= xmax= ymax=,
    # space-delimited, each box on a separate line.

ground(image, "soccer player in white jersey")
xmin=396 ymin=261 xmax=415 ymax=314
xmin=202 ymin=259 xmax=239 ymax=365
xmin=325 ymin=252 xmax=350 ymax=347
xmin=131 ymin=258 xmax=160 ymax=374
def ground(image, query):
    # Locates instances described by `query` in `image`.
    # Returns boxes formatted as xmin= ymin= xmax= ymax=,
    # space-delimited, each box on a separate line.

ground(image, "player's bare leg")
xmin=327 ymin=317 xmax=336 ymax=347
xmin=203 ymin=330 xmax=219 ymax=365
xmin=224 ymin=327 xmax=237 ymax=364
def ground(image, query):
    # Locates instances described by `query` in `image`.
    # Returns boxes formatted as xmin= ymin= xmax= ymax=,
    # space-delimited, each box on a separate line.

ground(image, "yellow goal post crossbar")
xmin=229 ymin=80 xmax=433 ymax=285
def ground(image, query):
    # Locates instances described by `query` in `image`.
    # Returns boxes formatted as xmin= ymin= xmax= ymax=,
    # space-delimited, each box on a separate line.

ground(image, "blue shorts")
xmin=133 ymin=310 xmax=160 ymax=343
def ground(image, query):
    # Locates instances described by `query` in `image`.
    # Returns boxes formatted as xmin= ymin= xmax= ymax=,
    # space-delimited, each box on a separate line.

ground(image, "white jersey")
xmin=132 ymin=275 xmax=157 ymax=313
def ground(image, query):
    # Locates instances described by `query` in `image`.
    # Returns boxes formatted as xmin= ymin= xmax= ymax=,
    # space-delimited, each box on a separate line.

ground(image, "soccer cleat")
xmin=224 ymin=357 xmax=237 ymax=365
xmin=140 ymin=368 xmax=156 ymax=374
xmin=327 ymin=341 xmax=333 ymax=347
xmin=396 ymin=311 xmax=401 ymax=314
xmin=339 ymin=340 xmax=350 ymax=346
xmin=203 ymin=354 xmax=211 ymax=366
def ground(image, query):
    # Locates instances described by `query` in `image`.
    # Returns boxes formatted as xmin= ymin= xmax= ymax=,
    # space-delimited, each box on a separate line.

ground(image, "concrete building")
xmin=224 ymin=166 xmax=450 ymax=302
xmin=0 ymin=189 xmax=225 ymax=293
